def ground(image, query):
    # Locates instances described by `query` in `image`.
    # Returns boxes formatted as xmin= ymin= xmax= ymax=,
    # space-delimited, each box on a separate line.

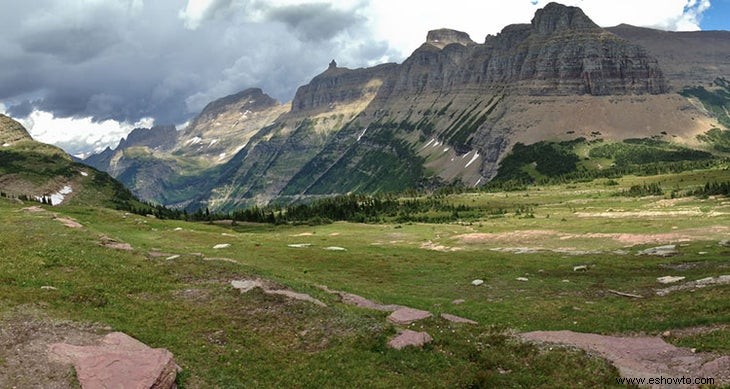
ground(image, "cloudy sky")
xmin=0 ymin=0 xmax=726 ymax=157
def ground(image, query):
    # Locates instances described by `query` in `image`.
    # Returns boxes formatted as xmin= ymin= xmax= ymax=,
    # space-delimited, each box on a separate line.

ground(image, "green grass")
xmin=1 ymin=167 xmax=728 ymax=386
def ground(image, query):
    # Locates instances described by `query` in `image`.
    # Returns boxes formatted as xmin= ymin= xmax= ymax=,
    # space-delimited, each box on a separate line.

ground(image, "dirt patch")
xmin=521 ymin=330 xmax=730 ymax=386
xmin=420 ymin=241 xmax=462 ymax=252
xmin=99 ymin=235 xmax=133 ymax=251
xmin=54 ymin=217 xmax=83 ymax=229
xmin=458 ymin=226 xmax=730 ymax=247
xmin=0 ymin=307 xmax=109 ymax=389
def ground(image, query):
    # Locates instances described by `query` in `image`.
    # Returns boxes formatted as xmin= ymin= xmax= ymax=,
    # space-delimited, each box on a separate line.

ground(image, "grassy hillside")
xmin=1 ymin=165 xmax=728 ymax=387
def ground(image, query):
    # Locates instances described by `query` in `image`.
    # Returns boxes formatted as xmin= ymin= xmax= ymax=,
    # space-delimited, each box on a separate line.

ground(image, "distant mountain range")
xmin=82 ymin=2 xmax=730 ymax=212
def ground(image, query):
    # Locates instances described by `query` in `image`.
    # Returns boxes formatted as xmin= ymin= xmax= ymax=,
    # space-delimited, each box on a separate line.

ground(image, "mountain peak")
xmin=531 ymin=2 xmax=600 ymax=35
xmin=426 ymin=29 xmax=476 ymax=49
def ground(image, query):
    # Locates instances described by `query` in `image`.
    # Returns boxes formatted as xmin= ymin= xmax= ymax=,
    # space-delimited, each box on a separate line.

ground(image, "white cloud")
xmin=18 ymin=110 xmax=154 ymax=157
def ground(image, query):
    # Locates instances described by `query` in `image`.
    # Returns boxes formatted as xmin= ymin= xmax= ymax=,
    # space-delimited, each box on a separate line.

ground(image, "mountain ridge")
xmin=83 ymin=2 xmax=728 ymax=212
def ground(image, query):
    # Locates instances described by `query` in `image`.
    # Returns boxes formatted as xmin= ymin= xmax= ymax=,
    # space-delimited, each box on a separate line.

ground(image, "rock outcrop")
xmin=48 ymin=332 xmax=179 ymax=389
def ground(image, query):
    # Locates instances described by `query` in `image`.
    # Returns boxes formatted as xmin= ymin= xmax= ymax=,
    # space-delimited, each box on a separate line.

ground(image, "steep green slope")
xmin=0 ymin=115 xmax=145 ymax=210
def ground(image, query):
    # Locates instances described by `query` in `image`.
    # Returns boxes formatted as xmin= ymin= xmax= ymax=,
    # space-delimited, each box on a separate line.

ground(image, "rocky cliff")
xmin=84 ymin=2 xmax=726 ymax=212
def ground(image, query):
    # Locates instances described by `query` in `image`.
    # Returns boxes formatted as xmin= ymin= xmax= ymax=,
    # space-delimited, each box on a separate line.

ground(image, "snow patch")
xmin=422 ymin=138 xmax=435 ymax=149
xmin=218 ymin=153 xmax=227 ymax=161
xmin=474 ymin=177 xmax=483 ymax=187
xmin=80 ymin=171 xmax=89 ymax=177
xmin=37 ymin=185 xmax=73 ymax=206
xmin=357 ymin=127 xmax=368 ymax=141
xmin=442 ymin=147 xmax=450 ymax=153
xmin=2 ymin=143 xmax=10 ymax=147
xmin=465 ymin=151 xmax=480 ymax=168
xmin=208 ymin=139 xmax=218 ymax=147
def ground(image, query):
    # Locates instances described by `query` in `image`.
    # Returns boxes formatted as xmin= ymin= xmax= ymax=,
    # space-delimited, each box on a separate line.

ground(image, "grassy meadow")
xmin=0 ymin=168 xmax=728 ymax=387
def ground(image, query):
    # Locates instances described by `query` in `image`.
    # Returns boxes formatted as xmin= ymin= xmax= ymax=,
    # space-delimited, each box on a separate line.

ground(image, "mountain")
xmin=84 ymin=2 xmax=729 ymax=212
xmin=0 ymin=114 xmax=142 ymax=209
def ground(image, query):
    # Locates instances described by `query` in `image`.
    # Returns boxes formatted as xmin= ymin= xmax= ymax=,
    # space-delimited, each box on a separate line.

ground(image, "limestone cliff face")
xmin=290 ymin=62 xmax=397 ymax=113
xmin=118 ymin=125 xmax=177 ymax=151
xmin=378 ymin=2 xmax=666 ymax=99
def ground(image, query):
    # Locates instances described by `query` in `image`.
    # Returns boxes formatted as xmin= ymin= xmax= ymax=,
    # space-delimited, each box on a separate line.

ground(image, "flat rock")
xmin=99 ymin=236 xmax=133 ymax=251
xmin=516 ymin=277 xmax=529 ymax=282
xmin=656 ymin=275 xmax=685 ymax=284
xmin=232 ymin=279 xmax=326 ymax=307
xmin=287 ymin=243 xmax=312 ymax=248
xmin=520 ymin=330 xmax=730 ymax=386
xmin=573 ymin=265 xmax=588 ymax=271
xmin=451 ymin=299 xmax=465 ymax=305
xmin=48 ymin=332 xmax=178 ymax=389
xmin=637 ymin=245 xmax=678 ymax=257
xmin=213 ymin=243 xmax=230 ymax=249
xmin=471 ymin=279 xmax=484 ymax=286
xmin=440 ymin=313 xmax=477 ymax=324
xmin=388 ymin=330 xmax=433 ymax=350
xmin=317 ymin=285 xmax=403 ymax=311
xmin=656 ymin=275 xmax=730 ymax=296
xmin=323 ymin=246 xmax=347 ymax=251
xmin=387 ymin=308 xmax=432 ymax=325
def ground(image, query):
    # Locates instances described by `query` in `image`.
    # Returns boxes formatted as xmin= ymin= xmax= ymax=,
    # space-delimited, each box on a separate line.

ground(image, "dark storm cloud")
xmin=265 ymin=3 xmax=364 ymax=41
xmin=0 ymin=0 xmax=398 ymax=127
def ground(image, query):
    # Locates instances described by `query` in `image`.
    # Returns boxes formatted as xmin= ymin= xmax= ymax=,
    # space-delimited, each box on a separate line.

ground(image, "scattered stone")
xmin=387 ymin=308 xmax=432 ymax=325
xmin=607 ymin=289 xmax=643 ymax=299
xmin=471 ymin=279 xmax=484 ymax=286
xmin=661 ymin=331 xmax=671 ymax=338
xmin=231 ymin=280 xmax=326 ymax=307
xmin=698 ymin=251 xmax=708 ymax=255
xmin=48 ymin=332 xmax=179 ymax=389
xmin=656 ymin=275 xmax=730 ymax=296
xmin=173 ymin=227 xmax=183 ymax=231
xmin=637 ymin=245 xmax=678 ymax=257
xmin=388 ymin=330 xmax=433 ymax=350
xmin=323 ymin=246 xmax=347 ymax=251
xmin=656 ymin=276 xmax=685 ymax=284
xmin=287 ymin=243 xmax=312 ymax=248
xmin=521 ymin=330 xmax=730 ymax=385
xmin=561 ymin=280 xmax=570 ymax=283
xmin=147 ymin=251 xmax=175 ymax=258
xmin=54 ymin=217 xmax=83 ymax=228
xmin=573 ymin=265 xmax=588 ymax=272
xmin=516 ymin=277 xmax=529 ymax=282
xmin=720 ymin=240 xmax=730 ymax=247
xmin=451 ymin=299 xmax=465 ymax=305
xmin=165 ymin=255 xmax=180 ymax=260
xmin=441 ymin=313 xmax=477 ymax=324
xmin=40 ymin=286 xmax=58 ymax=290
xmin=221 ymin=233 xmax=236 ymax=237
xmin=213 ymin=244 xmax=230 ymax=249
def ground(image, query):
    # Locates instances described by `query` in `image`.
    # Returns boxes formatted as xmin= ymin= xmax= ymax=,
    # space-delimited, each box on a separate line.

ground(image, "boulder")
xmin=471 ymin=279 xmax=484 ymax=286
xmin=48 ymin=332 xmax=178 ymax=389
xmin=388 ymin=330 xmax=433 ymax=350
xmin=656 ymin=276 xmax=685 ymax=284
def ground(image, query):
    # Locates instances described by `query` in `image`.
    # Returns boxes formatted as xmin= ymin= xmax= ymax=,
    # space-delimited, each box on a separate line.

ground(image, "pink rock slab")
xmin=440 ymin=313 xmax=477 ymax=324
xmin=388 ymin=330 xmax=433 ymax=350
xmin=48 ymin=332 xmax=178 ymax=389
xmin=387 ymin=308 xmax=432 ymax=325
